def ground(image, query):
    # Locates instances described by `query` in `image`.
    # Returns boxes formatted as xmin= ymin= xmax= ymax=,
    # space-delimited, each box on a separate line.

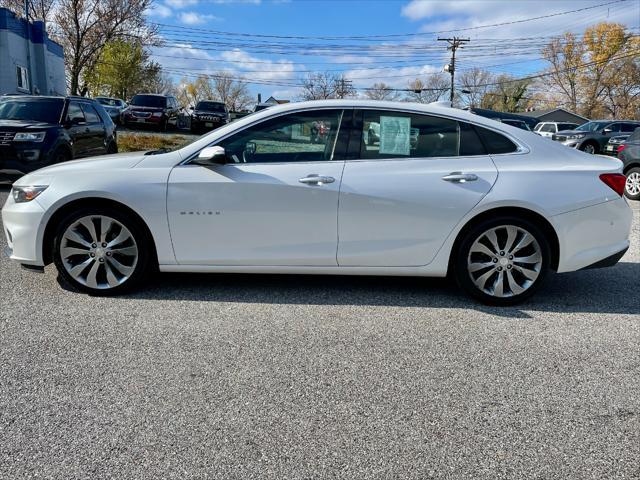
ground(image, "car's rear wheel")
xmin=53 ymin=208 xmax=150 ymax=295
xmin=580 ymin=142 xmax=598 ymax=154
xmin=454 ymin=217 xmax=551 ymax=305
xmin=624 ymin=167 xmax=640 ymax=200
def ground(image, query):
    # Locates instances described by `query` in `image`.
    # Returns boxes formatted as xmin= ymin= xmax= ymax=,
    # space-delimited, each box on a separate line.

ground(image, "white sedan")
xmin=2 ymin=100 xmax=632 ymax=305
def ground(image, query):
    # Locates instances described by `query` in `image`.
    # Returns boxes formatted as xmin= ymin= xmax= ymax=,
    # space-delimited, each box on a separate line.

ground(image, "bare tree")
xmin=364 ymin=82 xmax=400 ymax=101
xmin=0 ymin=0 xmax=57 ymax=24
xmin=211 ymin=72 xmax=252 ymax=112
xmin=457 ymin=68 xmax=495 ymax=108
xmin=404 ymin=74 xmax=448 ymax=103
xmin=301 ymin=73 xmax=337 ymax=100
xmin=54 ymin=0 xmax=156 ymax=95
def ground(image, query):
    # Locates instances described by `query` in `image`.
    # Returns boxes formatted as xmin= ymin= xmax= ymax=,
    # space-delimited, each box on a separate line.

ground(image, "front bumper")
xmin=553 ymin=197 xmax=632 ymax=273
xmin=1 ymin=192 xmax=47 ymax=266
xmin=0 ymin=145 xmax=43 ymax=175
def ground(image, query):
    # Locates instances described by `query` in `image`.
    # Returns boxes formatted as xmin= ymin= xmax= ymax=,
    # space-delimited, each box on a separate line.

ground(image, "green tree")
xmin=85 ymin=40 xmax=161 ymax=99
xmin=480 ymin=75 xmax=532 ymax=112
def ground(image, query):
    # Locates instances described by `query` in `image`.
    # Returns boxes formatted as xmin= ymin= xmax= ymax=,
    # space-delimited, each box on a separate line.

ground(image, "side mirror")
xmin=193 ymin=146 xmax=227 ymax=166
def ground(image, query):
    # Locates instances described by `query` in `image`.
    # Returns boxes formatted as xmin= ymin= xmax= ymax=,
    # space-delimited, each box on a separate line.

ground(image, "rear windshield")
xmin=96 ymin=97 xmax=122 ymax=107
xmin=130 ymin=95 xmax=166 ymax=108
xmin=0 ymin=97 xmax=64 ymax=124
xmin=196 ymin=101 xmax=226 ymax=112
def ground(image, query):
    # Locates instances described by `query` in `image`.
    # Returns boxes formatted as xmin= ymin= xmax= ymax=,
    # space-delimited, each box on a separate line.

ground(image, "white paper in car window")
xmin=379 ymin=116 xmax=411 ymax=156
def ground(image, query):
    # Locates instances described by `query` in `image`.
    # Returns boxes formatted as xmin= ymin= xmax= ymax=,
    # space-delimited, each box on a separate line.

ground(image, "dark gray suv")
xmin=619 ymin=127 xmax=640 ymax=200
xmin=552 ymin=120 xmax=640 ymax=154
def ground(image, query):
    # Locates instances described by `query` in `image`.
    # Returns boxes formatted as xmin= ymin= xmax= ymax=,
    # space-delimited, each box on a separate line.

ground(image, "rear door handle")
xmin=299 ymin=174 xmax=335 ymax=185
xmin=442 ymin=172 xmax=478 ymax=183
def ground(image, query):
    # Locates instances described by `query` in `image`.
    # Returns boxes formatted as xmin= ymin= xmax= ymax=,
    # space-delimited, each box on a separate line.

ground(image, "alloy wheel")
xmin=59 ymin=215 xmax=139 ymax=289
xmin=583 ymin=144 xmax=596 ymax=154
xmin=626 ymin=172 xmax=640 ymax=196
xmin=467 ymin=225 xmax=543 ymax=298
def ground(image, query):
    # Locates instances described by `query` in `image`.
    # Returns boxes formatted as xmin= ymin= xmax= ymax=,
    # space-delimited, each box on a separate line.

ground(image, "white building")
xmin=0 ymin=7 xmax=65 ymax=96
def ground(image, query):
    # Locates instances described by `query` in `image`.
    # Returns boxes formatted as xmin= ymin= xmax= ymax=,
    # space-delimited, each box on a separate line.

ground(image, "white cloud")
xmin=220 ymin=49 xmax=297 ymax=81
xmin=147 ymin=3 xmax=172 ymax=18
xmin=165 ymin=0 xmax=198 ymax=8
xmin=179 ymin=12 xmax=220 ymax=25
xmin=401 ymin=0 xmax=638 ymax=39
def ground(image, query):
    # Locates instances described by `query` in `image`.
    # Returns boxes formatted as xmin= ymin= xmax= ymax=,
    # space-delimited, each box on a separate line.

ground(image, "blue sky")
xmin=145 ymin=0 xmax=640 ymax=101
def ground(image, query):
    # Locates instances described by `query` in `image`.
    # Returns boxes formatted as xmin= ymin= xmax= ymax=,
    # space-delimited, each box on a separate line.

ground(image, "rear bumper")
xmin=553 ymin=197 xmax=632 ymax=273
xmin=580 ymin=246 xmax=628 ymax=270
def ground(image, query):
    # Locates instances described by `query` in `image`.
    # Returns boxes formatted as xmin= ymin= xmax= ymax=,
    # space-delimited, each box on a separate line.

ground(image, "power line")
xmin=438 ymin=37 xmax=470 ymax=103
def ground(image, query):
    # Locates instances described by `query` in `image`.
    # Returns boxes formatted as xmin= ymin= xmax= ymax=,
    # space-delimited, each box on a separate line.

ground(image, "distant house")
xmin=0 ymin=7 xmax=65 ymax=96
xmin=518 ymin=108 xmax=589 ymax=125
xmin=264 ymin=96 xmax=290 ymax=105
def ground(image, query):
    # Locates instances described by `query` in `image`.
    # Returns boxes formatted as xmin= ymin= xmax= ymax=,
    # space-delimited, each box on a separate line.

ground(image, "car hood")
xmin=0 ymin=119 xmax=58 ymax=131
xmin=14 ymin=152 xmax=146 ymax=186
xmin=193 ymin=110 xmax=226 ymax=116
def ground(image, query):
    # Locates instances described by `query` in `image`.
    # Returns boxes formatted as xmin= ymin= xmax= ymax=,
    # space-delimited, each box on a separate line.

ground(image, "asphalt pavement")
xmin=1 ymin=187 xmax=639 ymax=479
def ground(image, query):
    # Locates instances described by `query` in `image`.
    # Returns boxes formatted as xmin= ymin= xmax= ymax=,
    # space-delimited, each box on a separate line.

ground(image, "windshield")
xmin=575 ymin=121 xmax=609 ymax=132
xmin=96 ymin=97 xmax=121 ymax=107
xmin=0 ymin=98 xmax=64 ymax=123
xmin=196 ymin=101 xmax=226 ymax=112
xmin=130 ymin=95 xmax=166 ymax=108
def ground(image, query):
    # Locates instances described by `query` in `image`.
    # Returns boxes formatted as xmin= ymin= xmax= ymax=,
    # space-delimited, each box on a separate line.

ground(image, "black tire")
xmin=53 ymin=206 xmax=151 ymax=296
xmin=453 ymin=216 xmax=551 ymax=306
xmin=624 ymin=166 xmax=640 ymax=201
xmin=159 ymin=118 xmax=168 ymax=132
xmin=580 ymin=142 xmax=599 ymax=155
xmin=107 ymin=142 xmax=118 ymax=154
xmin=51 ymin=147 xmax=71 ymax=164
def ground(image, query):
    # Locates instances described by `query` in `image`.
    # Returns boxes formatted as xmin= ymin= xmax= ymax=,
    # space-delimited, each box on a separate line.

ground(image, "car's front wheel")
xmin=624 ymin=167 xmax=640 ymax=200
xmin=53 ymin=207 xmax=150 ymax=295
xmin=454 ymin=217 xmax=551 ymax=305
xmin=580 ymin=142 xmax=598 ymax=154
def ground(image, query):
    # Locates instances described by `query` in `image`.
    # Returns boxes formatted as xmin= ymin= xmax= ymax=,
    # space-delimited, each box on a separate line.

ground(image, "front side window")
xmin=81 ymin=104 xmax=100 ymax=123
xmin=217 ymin=109 xmax=344 ymax=163
xmin=576 ymin=121 xmax=610 ymax=132
xmin=359 ymin=110 xmax=459 ymax=159
xmin=66 ymin=102 xmax=85 ymax=124
xmin=540 ymin=124 xmax=555 ymax=133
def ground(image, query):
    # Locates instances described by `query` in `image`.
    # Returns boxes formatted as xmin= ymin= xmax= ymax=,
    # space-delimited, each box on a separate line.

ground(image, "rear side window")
xmin=359 ymin=110 xmax=459 ymax=159
xmin=621 ymin=123 xmax=640 ymax=133
xmin=629 ymin=127 xmax=640 ymax=141
xmin=475 ymin=126 xmax=518 ymax=154
xmin=459 ymin=122 xmax=486 ymax=156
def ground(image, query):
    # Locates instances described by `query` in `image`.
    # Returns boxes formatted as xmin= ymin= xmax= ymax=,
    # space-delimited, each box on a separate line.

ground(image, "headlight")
xmin=566 ymin=133 xmax=586 ymax=140
xmin=152 ymin=112 xmax=163 ymax=117
xmin=13 ymin=132 xmax=46 ymax=142
xmin=11 ymin=185 xmax=48 ymax=203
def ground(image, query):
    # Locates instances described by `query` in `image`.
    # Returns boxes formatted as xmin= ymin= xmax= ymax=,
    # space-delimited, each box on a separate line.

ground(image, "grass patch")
xmin=117 ymin=133 xmax=192 ymax=153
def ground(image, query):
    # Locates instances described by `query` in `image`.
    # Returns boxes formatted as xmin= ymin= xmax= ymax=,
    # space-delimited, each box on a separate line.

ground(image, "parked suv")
xmin=95 ymin=96 xmax=127 ymax=125
xmin=190 ymin=100 xmax=229 ymax=133
xmin=552 ymin=120 xmax=640 ymax=154
xmin=123 ymin=94 xmax=180 ymax=131
xmin=0 ymin=95 xmax=117 ymax=177
xmin=618 ymin=127 xmax=640 ymax=200
xmin=533 ymin=121 xmax=580 ymax=138
xmin=604 ymin=134 xmax=630 ymax=156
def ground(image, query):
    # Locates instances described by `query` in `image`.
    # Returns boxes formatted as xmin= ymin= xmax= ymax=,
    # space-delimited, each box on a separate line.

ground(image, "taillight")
xmin=617 ymin=144 xmax=626 ymax=153
xmin=599 ymin=173 xmax=626 ymax=196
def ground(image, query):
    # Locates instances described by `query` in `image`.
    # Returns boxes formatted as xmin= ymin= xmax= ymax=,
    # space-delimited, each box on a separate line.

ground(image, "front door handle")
xmin=299 ymin=174 xmax=335 ymax=185
xmin=442 ymin=172 xmax=478 ymax=183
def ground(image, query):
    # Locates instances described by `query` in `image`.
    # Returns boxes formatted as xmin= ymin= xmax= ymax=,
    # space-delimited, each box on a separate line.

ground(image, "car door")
xmin=337 ymin=109 xmax=498 ymax=267
xmin=64 ymin=100 xmax=91 ymax=157
xmin=80 ymin=102 xmax=107 ymax=155
xmin=167 ymin=108 xmax=348 ymax=266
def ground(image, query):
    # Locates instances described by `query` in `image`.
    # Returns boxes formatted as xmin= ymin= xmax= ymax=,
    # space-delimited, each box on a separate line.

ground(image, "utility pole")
xmin=24 ymin=0 xmax=34 ymax=94
xmin=336 ymin=76 xmax=353 ymax=99
xmin=437 ymin=36 xmax=469 ymax=104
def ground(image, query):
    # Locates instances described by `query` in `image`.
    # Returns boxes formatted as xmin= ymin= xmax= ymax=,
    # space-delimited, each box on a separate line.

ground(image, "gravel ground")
xmin=1 ymin=187 xmax=639 ymax=480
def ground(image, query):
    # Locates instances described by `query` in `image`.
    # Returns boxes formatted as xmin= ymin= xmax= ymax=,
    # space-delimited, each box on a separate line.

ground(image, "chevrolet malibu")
xmin=2 ymin=100 xmax=632 ymax=305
